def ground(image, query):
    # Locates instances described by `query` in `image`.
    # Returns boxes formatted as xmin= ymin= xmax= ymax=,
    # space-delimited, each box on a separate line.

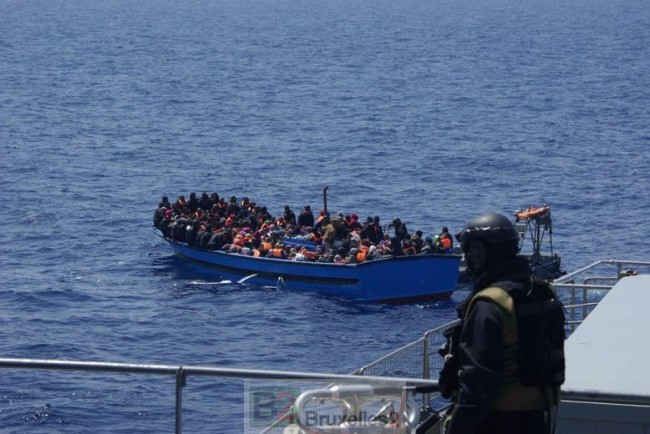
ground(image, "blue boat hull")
xmin=155 ymin=230 xmax=461 ymax=303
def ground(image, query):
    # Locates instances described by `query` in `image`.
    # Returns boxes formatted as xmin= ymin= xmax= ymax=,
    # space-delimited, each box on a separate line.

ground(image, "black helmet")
xmin=456 ymin=212 xmax=519 ymax=252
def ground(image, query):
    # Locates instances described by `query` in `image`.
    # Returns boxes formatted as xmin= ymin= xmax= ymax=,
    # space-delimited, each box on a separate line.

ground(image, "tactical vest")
xmin=466 ymin=280 xmax=565 ymax=410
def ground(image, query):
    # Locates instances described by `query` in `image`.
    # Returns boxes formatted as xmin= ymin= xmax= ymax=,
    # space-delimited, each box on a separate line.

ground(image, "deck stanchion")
xmin=175 ymin=367 xmax=186 ymax=434
xmin=422 ymin=331 xmax=430 ymax=380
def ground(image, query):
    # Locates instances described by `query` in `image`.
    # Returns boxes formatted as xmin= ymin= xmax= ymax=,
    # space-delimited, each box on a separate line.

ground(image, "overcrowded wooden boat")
xmin=154 ymin=228 xmax=461 ymax=303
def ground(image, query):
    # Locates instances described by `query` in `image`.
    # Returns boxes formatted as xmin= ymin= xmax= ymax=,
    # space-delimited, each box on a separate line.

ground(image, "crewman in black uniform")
xmin=441 ymin=212 xmax=565 ymax=434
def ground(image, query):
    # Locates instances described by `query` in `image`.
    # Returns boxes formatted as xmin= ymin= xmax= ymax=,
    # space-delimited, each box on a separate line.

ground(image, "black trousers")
xmin=476 ymin=409 xmax=550 ymax=434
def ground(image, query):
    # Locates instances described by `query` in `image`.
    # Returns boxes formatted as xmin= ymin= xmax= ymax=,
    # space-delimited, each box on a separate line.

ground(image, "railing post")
xmin=175 ymin=367 xmax=186 ymax=434
xmin=422 ymin=331 xmax=429 ymax=380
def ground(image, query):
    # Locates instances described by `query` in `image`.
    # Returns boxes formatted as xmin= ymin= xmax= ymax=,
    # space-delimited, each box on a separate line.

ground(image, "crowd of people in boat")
xmin=153 ymin=192 xmax=455 ymax=264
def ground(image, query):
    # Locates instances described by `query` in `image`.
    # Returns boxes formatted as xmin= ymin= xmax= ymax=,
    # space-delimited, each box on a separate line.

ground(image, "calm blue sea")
xmin=1 ymin=0 xmax=649 ymax=431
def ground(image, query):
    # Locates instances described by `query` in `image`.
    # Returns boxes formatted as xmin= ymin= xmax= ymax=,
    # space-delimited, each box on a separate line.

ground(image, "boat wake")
xmin=189 ymin=273 xmax=259 ymax=286
xmin=189 ymin=280 xmax=233 ymax=285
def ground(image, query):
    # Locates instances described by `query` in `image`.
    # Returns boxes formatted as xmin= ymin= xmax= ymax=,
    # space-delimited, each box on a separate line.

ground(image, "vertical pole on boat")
xmin=175 ymin=367 xmax=186 ymax=434
xmin=323 ymin=185 xmax=329 ymax=215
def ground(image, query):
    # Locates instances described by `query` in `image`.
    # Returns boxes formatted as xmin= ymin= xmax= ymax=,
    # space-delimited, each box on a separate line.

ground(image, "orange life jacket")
xmin=440 ymin=236 xmax=452 ymax=249
xmin=271 ymin=248 xmax=285 ymax=258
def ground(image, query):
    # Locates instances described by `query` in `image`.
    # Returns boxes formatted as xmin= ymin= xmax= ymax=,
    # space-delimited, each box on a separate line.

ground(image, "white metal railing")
xmin=3 ymin=260 xmax=648 ymax=433
xmin=0 ymin=358 xmax=437 ymax=434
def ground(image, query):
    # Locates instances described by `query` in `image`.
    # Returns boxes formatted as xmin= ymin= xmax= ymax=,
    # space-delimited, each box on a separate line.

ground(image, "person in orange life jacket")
xmin=269 ymin=244 xmax=287 ymax=259
xmin=438 ymin=226 xmax=454 ymax=253
xmin=259 ymin=238 xmax=273 ymax=254
xmin=356 ymin=245 xmax=368 ymax=262
xmin=444 ymin=213 xmax=559 ymax=434
xmin=314 ymin=210 xmax=329 ymax=231
xmin=402 ymin=240 xmax=417 ymax=255
xmin=297 ymin=205 xmax=315 ymax=229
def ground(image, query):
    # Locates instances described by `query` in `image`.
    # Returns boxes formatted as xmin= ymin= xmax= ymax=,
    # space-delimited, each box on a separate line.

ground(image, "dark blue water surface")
xmin=1 ymin=0 xmax=649 ymax=431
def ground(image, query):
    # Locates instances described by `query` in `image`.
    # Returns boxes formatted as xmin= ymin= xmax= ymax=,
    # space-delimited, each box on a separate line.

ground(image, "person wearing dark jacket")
xmin=389 ymin=218 xmax=409 ymax=240
xmin=198 ymin=192 xmax=212 ymax=211
xmin=297 ymin=205 xmax=315 ymax=229
xmin=158 ymin=196 xmax=171 ymax=209
xmin=187 ymin=192 xmax=199 ymax=212
xmin=443 ymin=212 xmax=563 ymax=434
xmin=283 ymin=205 xmax=297 ymax=226
xmin=361 ymin=216 xmax=384 ymax=245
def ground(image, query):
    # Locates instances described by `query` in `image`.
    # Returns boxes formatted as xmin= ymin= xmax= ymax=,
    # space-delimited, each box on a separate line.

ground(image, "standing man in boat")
xmin=297 ymin=204 xmax=315 ymax=229
xmin=388 ymin=217 xmax=409 ymax=240
xmin=283 ymin=205 xmax=297 ymax=226
xmin=361 ymin=215 xmax=384 ymax=245
xmin=440 ymin=212 xmax=565 ymax=434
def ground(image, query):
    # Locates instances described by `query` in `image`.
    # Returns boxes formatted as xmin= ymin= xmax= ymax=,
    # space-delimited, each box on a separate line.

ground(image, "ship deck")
xmin=558 ymin=274 xmax=650 ymax=433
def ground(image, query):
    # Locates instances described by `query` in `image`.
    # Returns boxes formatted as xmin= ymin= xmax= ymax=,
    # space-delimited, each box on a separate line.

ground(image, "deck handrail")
xmin=5 ymin=260 xmax=650 ymax=432
xmin=2 ymin=355 xmax=650 ymax=433
xmin=0 ymin=357 xmax=437 ymax=434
